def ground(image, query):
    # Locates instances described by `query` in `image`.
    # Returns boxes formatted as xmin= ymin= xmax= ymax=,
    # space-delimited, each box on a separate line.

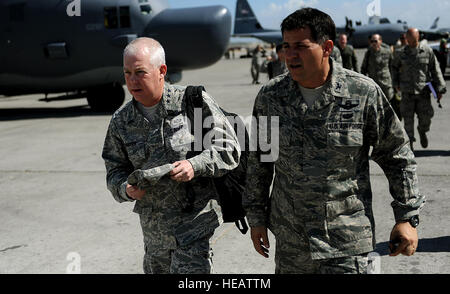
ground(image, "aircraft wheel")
xmin=87 ymin=83 xmax=125 ymax=112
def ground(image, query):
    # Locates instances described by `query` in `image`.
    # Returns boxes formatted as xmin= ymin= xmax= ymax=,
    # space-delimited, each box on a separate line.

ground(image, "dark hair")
xmin=281 ymin=8 xmax=336 ymax=44
xmin=276 ymin=44 xmax=283 ymax=53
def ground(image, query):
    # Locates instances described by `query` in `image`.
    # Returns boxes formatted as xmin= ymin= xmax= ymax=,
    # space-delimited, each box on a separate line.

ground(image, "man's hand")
xmin=250 ymin=226 xmax=270 ymax=258
xmin=170 ymin=160 xmax=194 ymax=182
xmin=126 ymin=184 xmax=145 ymax=200
xmin=389 ymin=222 xmax=418 ymax=257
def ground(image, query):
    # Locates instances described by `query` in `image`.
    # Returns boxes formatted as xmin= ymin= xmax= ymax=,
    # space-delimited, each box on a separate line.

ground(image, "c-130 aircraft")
xmin=0 ymin=0 xmax=231 ymax=111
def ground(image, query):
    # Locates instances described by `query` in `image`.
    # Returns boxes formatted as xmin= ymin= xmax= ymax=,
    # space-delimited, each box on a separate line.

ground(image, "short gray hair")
xmin=124 ymin=37 xmax=166 ymax=68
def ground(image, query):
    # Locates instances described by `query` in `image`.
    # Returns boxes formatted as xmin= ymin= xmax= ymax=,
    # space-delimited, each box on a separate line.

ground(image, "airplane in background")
xmin=233 ymin=0 xmax=447 ymax=49
xmin=426 ymin=17 xmax=450 ymax=36
xmin=0 ymin=0 xmax=231 ymax=111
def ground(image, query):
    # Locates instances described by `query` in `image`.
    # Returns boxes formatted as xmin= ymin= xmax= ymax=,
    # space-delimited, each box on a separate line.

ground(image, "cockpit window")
xmin=119 ymin=6 xmax=131 ymax=28
xmin=138 ymin=0 xmax=149 ymax=3
xmin=140 ymin=5 xmax=152 ymax=15
xmin=104 ymin=7 xmax=118 ymax=29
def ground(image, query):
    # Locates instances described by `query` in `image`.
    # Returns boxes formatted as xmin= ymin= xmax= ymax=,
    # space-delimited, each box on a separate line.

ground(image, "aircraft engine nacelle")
xmin=144 ymin=6 xmax=231 ymax=71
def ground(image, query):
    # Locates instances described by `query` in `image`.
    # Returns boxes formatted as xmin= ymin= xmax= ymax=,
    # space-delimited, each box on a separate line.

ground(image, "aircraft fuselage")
xmin=0 ymin=0 xmax=231 ymax=96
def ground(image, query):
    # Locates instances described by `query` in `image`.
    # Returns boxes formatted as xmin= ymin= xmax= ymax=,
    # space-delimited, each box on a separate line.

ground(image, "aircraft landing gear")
xmin=86 ymin=83 xmax=125 ymax=112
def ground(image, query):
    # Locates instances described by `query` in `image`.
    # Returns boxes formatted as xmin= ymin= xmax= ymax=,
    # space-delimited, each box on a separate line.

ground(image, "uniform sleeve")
xmin=360 ymin=50 xmax=369 ymax=76
xmin=391 ymin=52 xmax=401 ymax=90
xmin=187 ymin=92 xmax=241 ymax=178
xmin=388 ymin=51 xmax=394 ymax=81
xmin=365 ymin=85 xmax=425 ymax=222
xmin=352 ymin=49 xmax=359 ymax=73
xmin=243 ymin=89 xmax=275 ymax=227
xmin=429 ymin=49 xmax=447 ymax=94
xmin=102 ymin=119 xmax=135 ymax=203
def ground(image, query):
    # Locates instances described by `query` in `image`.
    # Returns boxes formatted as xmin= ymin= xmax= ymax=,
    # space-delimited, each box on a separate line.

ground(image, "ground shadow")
xmin=0 ymin=93 xmax=117 ymax=121
xmin=375 ymin=236 xmax=450 ymax=256
xmin=413 ymin=150 xmax=450 ymax=157
xmin=0 ymin=106 xmax=113 ymax=121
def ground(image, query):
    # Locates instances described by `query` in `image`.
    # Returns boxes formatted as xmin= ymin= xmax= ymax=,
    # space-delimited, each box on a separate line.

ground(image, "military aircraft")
xmin=0 ymin=0 xmax=231 ymax=111
xmin=234 ymin=0 xmax=447 ymax=49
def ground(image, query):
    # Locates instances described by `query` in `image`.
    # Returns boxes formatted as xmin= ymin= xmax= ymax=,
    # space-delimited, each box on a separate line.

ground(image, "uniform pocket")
xmin=327 ymin=129 xmax=363 ymax=147
xmin=325 ymin=195 xmax=372 ymax=245
xmin=125 ymin=140 xmax=147 ymax=167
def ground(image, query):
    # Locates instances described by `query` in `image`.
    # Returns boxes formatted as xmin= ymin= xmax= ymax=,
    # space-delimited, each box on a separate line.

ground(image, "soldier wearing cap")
xmin=245 ymin=8 xmax=424 ymax=274
xmin=102 ymin=37 xmax=240 ymax=274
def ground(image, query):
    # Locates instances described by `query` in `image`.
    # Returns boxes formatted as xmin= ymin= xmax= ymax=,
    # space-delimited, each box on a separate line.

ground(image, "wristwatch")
xmin=407 ymin=215 xmax=420 ymax=228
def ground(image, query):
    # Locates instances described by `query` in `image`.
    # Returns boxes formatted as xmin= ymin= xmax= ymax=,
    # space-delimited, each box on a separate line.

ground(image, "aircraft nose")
xmin=144 ymin=6 xmax=232 ymax=71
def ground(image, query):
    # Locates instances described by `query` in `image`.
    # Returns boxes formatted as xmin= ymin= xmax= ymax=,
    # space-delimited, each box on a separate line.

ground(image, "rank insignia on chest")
xmin=340 ymin=111 xmax=354 ymax=121
xmin=338 ymin=99 xmax=360 ymax=110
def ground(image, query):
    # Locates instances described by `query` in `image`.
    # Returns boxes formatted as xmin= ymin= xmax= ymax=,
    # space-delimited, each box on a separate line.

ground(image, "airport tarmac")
xmin=0 ymin=49 xmax=449 ymax=274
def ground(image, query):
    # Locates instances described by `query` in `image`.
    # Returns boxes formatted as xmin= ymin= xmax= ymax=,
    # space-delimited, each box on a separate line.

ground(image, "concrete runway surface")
xmin=0 ymin=49 xmax=449 ymax=274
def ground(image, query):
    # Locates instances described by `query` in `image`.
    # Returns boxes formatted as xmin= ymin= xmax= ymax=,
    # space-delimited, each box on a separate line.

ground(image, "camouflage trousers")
xmin=139 ymin=214 xmax=214 ymax=274
xmin=400 ymin=93 xmax=434 ymax=142
xmin=273 ymin=227 xmax=369 ymax=274
xmin=251 ymin=64 xmax=260 ymax=83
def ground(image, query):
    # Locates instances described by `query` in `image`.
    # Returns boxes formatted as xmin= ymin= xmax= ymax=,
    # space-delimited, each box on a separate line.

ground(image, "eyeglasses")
xmin=370 ymin=40 xmax=379 ymax=43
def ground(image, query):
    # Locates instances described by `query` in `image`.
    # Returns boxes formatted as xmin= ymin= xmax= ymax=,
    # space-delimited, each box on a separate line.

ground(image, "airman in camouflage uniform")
xmin=331 ymin=45 xmax=343 ymax=65
xmin=361 ymin=34 xmax=401 ymax=119
xmin=392 ymin=28 xmax=446 ymax=150
xmin=245 ymin=8 xmax=424 ymax=274
xmin=102 ymin=38 xmax=240 ymax=274
xmin=337 ymin=33 xmax=359 ymax=72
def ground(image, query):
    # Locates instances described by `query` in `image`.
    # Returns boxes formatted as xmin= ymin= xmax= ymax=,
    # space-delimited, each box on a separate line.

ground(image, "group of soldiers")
xmin=251 ymin=44 xmax=288 ymax=84
xmin=251 ymin=26 xmax=447 ymax=151
xmin=102 ymin=8 xmax=443 ymax=275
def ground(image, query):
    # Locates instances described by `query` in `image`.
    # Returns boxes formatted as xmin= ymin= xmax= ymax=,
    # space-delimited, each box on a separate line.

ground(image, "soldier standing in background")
xmin=361 ymin=34 xmax=401 ymax=119
xmin=331 ymin=45 xmax=342 ymax=65
xmin=337 ymin=33 xmax=359 ymax=72
xmin=102 ymin=37 xmax=240 ymax=274
xmin=245 ymin=8 xmax=424 ymax=274
xmin=392 ymin=28 xmax=446 ymax=150
xmin=267 ymin=44 xmax=288 ymax=79
xmin=251 ymin=44 xmax=264 ymax=84
xmin=435 ymin=38 xmax=449 ymax=77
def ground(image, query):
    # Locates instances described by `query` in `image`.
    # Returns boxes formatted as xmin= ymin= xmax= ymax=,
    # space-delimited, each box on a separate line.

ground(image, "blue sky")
xmin=169 ymin=0 xmax=450 ymax=30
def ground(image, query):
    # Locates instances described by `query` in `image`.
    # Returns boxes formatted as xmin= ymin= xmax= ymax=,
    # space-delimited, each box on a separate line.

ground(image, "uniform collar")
xmin=286 ymin=58 xmax=350 ymax=111
xmin=126 ymin=83 xmax=175 ymax=124
xmin=405 ymin=44 xmax=425 ymax=54
xmin=329 ymin=59 xmax=350 ymax=99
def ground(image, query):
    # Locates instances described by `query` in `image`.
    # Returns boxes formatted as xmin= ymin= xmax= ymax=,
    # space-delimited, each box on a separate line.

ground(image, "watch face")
xmin=410 ymin=216 xmax=420 ymax=227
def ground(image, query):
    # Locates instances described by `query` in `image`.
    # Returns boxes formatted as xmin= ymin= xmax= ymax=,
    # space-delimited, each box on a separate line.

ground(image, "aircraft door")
xmin=1 ymin=2 xmax=27 ymax=72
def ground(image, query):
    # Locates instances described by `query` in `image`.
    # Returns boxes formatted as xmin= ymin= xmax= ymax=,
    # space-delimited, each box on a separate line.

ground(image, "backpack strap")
xmin=185 ymin=86 xmax=205 ymax=109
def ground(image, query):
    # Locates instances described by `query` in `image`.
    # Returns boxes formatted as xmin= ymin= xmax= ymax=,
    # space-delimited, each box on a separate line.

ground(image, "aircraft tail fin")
xmin=430 ymin=17 xmax=440 ymax=30
xmin=234 ymin=0 xmax=275 ymax=35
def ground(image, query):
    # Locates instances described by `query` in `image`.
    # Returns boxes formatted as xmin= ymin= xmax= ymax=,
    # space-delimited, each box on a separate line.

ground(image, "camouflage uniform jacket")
xmin=361 ymin=46 xmax=394 ymax=99
xmin=102 ymin=83 xmax=240 ymax=248
xmin=331 ymin=46 xmax=343 ymax=65
xmin=392 ymin=43 xmax=446 ymax=94
xmin=338 ymin=44 xmax=359 ymax=72
xmin=244 ymin=60 xmax=425 ymax=260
